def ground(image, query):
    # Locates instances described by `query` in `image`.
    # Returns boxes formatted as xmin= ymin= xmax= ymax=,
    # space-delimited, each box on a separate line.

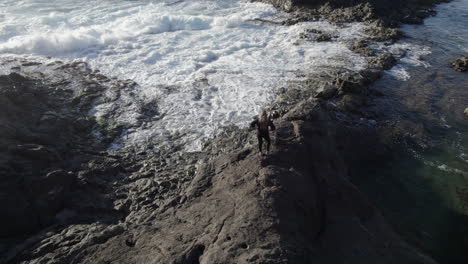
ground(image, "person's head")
xmin=259 ymin=109 xmax=268 ymax=123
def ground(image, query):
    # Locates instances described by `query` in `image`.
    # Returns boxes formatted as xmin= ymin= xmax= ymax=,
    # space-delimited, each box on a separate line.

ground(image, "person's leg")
xmin=257 ymin=134 xmax=263 ymax=153
xmin=265 ymin=134 xmax=271 ymax=153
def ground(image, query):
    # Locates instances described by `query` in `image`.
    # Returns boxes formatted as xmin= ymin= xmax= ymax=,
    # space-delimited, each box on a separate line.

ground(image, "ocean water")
xmin=354 ymin=0 xmax=468 ymax=262
xmin=0 ymin=0 xmax=431 ymax=151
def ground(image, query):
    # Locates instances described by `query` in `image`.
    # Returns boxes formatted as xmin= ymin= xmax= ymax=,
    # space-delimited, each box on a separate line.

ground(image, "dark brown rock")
xmin=335 ymin=73 xmax=366 ymax=94
xmin=451 ymin=56 xmax=468 ymax=72
xmin=350 ymin=40 xmax=375 ymax=57
xmin=364 ymin=24 xmax=401 ymax=41
xmin=368 ymin=53 xmax=397 ymax=70
xmin=314 ymin=83 xmax=337 ymax=99
xmin=0 ymin=66 xmax=121 ymax=241
xmin=257 ymin=0 xmax=445 ymax=26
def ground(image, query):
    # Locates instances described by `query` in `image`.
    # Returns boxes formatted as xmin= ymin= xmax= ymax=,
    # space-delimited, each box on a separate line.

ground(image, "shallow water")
xmin=354 ymin=0 xmax=468 ymax=262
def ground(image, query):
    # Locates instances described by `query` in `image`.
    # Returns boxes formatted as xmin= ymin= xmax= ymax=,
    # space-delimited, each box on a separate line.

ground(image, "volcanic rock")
xmin=451 ymin=56 xmax=468 ymax=72
xmin=369 ymin=53 xmax=397 ymax=70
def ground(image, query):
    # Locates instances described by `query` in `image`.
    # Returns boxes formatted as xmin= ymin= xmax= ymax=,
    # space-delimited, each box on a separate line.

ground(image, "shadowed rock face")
xmin=0 ymin=61 xmax=436 ymax=263
xmin=37 ymin=104 xmax=435 ymax=264
xmin=0 ymin=62 xmax=129 ymax=242
xmin=0 ymin=72 xmax=93 ymax=237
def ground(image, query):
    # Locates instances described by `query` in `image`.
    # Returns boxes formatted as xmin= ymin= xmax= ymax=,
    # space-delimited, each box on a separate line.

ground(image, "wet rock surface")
xmin=0 ymin=54 xmax=436 ymax=264
xmin=259 ymin=0 xmax=445 ymax=26
xmin=50 ymin=112 xmax=435 ymax=264
xmin=0 ymin=59 xmax=206 ymax=263
xmin=0 ymin=71 xmax=97 ymax=238
xmin=260 ymin=0 xmax=446 ymax=51
xmin=299 ymin=29 xmax=333 ymax=42
xmin=0 ymin=0 xmax=449 ymax=262
xmin=368 ymin=53 xmax=397 ymax=70
xmin=451 ymin=56 xmax=468 ymax=72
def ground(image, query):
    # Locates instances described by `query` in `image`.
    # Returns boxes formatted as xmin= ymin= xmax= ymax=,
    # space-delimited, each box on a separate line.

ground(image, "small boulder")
xmin=335 ymin=74 xmax=366 ymax=94
xmin=451 ymin=56 xmax=468 ymax=72
xmin=350 ymin=40 xmax=375 ymax=57
xmin=299 ymin=29 xmax=332 ymax=42
xmin=315 ymin=33 xmax=332 ymax=42
xmin=359 ymin=68 xmax=382 ymax=84
xmin=365 ymin=24 xmax=401 ymax=41
xmin=368 ymin=53 xmax=397 ymax=70
xmin=315 ymin=83 xmax=338 ymax=99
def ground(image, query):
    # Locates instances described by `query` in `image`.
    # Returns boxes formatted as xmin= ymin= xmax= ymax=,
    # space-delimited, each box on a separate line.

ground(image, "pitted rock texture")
xmin=258 ymin=0 xmax=443 ymax=24
xmin=1 ymin=63 xmax=436 ymax=263
xmin=451 ymin=56 xmax=468 ymax=72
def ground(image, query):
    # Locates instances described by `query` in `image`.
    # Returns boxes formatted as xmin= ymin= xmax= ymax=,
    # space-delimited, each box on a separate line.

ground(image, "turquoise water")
xmin=352 ymin=0 xmax=468 ymax=263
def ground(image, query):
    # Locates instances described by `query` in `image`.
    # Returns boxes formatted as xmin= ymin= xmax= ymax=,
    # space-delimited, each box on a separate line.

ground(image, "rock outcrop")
xmin=451 ymin=56 xmax=468 ymax=72
xmin=0 ymin=61 xmax=134 ymax=259
xmin=258 ymin=0 xmax=443 ymax=25
xmin=0 ymin=72 xmax=95 ymax=237
xmin=0 ymin=57 xmax=436 ymax=263
xmin=46 ymin=105 xmax=435 ymax=264
xmin=0 ymin=0 xmax=449 ymax=261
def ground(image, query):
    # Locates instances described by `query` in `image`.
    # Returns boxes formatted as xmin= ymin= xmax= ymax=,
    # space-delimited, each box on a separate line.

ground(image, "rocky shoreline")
xmin=0 ymin=0 xmax=449 ymax=263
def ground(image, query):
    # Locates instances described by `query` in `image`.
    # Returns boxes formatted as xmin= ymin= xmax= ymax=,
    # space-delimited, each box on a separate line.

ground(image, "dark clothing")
xmin=257 ymin=133 xmax=270 ymax=153
xmin=250 ymin=119 xmax=275 ymax=135
xmin=250 ymin=119 xmax=275 ymax=153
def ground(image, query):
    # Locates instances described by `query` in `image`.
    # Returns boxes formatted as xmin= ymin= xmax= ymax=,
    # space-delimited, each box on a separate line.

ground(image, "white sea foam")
xmin=380 ymin=42 xmax=432 ymax=81
xmin=0 ymin=0 xmax=370 ymax=150
xmin=409 ymin=149 xmax=467 ymax=176
xmin=460 ymin=153 xmax=468 ymax=163
xmin=435 ymin=164 xmax=468 ymax=176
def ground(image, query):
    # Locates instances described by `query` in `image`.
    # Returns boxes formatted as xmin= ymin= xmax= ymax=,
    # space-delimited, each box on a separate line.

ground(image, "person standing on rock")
xmin=250 ymin=109 xmax=275 ymax=156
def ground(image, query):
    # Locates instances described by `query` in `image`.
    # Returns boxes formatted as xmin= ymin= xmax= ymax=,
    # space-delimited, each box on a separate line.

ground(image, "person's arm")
xmin=269 ymin=120 xmax=275 ymax=131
